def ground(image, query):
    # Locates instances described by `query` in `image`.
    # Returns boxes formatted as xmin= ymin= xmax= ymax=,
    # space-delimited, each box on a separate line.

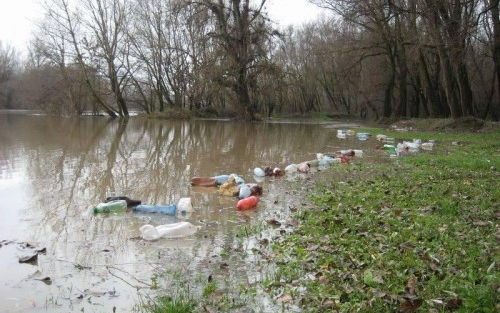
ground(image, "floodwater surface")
xmin=0 ymin=113 xmax=375 ymax=312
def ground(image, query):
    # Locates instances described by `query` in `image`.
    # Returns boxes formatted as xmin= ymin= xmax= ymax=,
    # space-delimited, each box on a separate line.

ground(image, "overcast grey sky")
xmin=0 ymin=0 xmax=324 ymax=52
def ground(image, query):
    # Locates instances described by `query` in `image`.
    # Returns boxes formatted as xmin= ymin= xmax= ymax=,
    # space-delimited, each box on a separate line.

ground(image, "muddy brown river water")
xmin=0 ymin=113 xmax=382 ymax=312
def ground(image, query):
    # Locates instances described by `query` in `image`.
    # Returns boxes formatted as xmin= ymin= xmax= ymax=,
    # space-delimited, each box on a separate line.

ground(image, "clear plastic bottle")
xmin=238 ymin=185 xmax=252 ymax=199
xmin=212 ymin=174 xmax=230 ymax=185
xmin=93 ymin=200 xmax=127 ymax=214
xmin=133 ymin=204 xmax=177 ymax=215
xmin=383 ymin=144 xmax=396 ymax=153
xmin=253 ymin=167 xmax=265 ymax=177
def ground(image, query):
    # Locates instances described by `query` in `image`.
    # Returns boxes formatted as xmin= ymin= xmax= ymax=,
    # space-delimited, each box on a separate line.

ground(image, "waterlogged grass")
xmin=135 ymin=294 xmax=195 ymax=313
xmin=269 ymin=129 xmax=499 ymax=312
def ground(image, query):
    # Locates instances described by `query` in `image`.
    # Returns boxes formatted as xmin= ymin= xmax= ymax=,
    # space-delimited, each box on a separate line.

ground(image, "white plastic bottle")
xmin=177 ymin=198 xmax=193 ymax=214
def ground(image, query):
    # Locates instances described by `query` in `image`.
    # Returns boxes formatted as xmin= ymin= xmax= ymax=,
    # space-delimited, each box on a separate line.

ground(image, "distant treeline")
xmin=0 ymin=0 xmax=499 ymax=121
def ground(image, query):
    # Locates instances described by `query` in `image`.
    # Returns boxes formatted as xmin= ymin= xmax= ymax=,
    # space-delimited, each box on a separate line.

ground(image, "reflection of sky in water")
xmin=0 ymin=171 xmax=30 ymax=240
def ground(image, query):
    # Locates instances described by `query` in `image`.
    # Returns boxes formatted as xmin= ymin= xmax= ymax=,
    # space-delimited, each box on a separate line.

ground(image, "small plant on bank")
xmin=136 ymin=294 xmax=195 ymax=313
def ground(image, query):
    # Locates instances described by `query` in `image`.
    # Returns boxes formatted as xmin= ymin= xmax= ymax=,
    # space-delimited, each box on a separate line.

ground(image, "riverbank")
xmin=262 ymin=126 xmax=500 ymax=312
xmin=136 ymin=119 xmax=499 ymax=313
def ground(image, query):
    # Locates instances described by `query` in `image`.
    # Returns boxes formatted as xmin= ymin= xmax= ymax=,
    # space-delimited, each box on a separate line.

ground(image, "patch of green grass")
xmin=202 ymin=281 xmax=217 ymax=297
xmin=136 ymin=294 xmax=195 ymax=313
xmin=268 ymin=129 xmax=500 ymax=312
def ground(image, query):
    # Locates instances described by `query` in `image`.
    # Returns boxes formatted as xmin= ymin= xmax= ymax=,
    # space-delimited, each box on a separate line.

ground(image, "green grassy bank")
xmin=269 ymin=128 xmax=499 ymax=312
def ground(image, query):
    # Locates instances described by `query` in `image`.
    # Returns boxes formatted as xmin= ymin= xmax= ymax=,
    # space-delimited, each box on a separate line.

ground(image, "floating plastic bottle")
xmin=272 ymin=167 xmax=283 ymax=176
xmin=403 ymin=141 xmax=420 ymax=152
xmin=236 ymin=196 xmax=259 ymax=210
xmin=238 ymin=185 xmax=252 ymax=199
xmin=317 ymin=153 xmax=340 ymax=166
xmin=133 ymin=204 xmax=177 ymax=215
xmin=284 ymin=163 xmax=298 ymax=173
xmin=353 ymin=149 xmax=363 ymax=157
xmin=213 ymin=174 xmax=245 ymax=185
xmin=421 ymin=142 xmax=434 ymax=150
xmin=213 ymin=175 xmax=230 ymax=185
xmin=229 ymin=173 xmax=245 ymax=185
xmin=247 ymin=183 xmax=263 ymax=196
xmin=254 ymin=167 xmax=265 ymax=177
xmin=177 ymin=198 xmax=193 ymax=214
xmin=357 ymin=133 xmax=369 ymax=141
xmin=339 ymin=149 xmax=355 ymax=156
xmin=383 ymin=144 xmax=397 ymax=154
xmin=298 ymin=162 xmax=310 ymax=173
xmin=139 ymin=222 xmax=198 ymax=240
xmin=93 ymin=200 xmax=127 ymax=214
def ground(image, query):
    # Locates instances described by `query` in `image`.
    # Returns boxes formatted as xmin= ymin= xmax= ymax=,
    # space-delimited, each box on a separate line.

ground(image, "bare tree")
xmin=187 ymin=0 xmax=274 ymax=120
xmin=0 ymin=41 xmax=19 ymax=108
xmin=484 ymin=0 xmax=500 ymax=120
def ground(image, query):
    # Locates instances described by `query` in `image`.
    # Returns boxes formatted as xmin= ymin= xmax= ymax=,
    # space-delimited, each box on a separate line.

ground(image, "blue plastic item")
xmin=213 ymin=175 xmax=230 ymax=185
xmin=238 ymin=185 xmax=252 ymax=199
xmin=232 ymin=174 xmax=245 ymax=185
xmin=133 ymin=204 xmax=177 ymax=215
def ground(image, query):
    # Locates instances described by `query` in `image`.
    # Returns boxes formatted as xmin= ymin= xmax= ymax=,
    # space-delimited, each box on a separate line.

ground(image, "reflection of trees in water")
xmin=1 ymin=116 xmax=339 ymax=308
xmin=4 ymin=117 xmax=335 ymax=242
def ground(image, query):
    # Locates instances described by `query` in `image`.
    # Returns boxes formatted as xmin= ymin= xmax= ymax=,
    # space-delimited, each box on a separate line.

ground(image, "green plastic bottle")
xmin=383 ymin=144 xmax=396 ymax=153
xmin=93 ymin=200 xmax=127 ymax=214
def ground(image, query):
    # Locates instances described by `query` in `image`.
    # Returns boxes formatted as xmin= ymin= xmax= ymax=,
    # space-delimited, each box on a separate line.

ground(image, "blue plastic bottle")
xmin=133 ymin=204 xmax=177 ymax=215
xmin=212 ymin=175 xmax=230 ymax=185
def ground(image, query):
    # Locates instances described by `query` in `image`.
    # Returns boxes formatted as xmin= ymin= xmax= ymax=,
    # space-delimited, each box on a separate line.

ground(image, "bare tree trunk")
xmin=490 ymin=0 xmax=500 ymax=120
xmin=418 ymin=50 xmax=441 ymax=117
